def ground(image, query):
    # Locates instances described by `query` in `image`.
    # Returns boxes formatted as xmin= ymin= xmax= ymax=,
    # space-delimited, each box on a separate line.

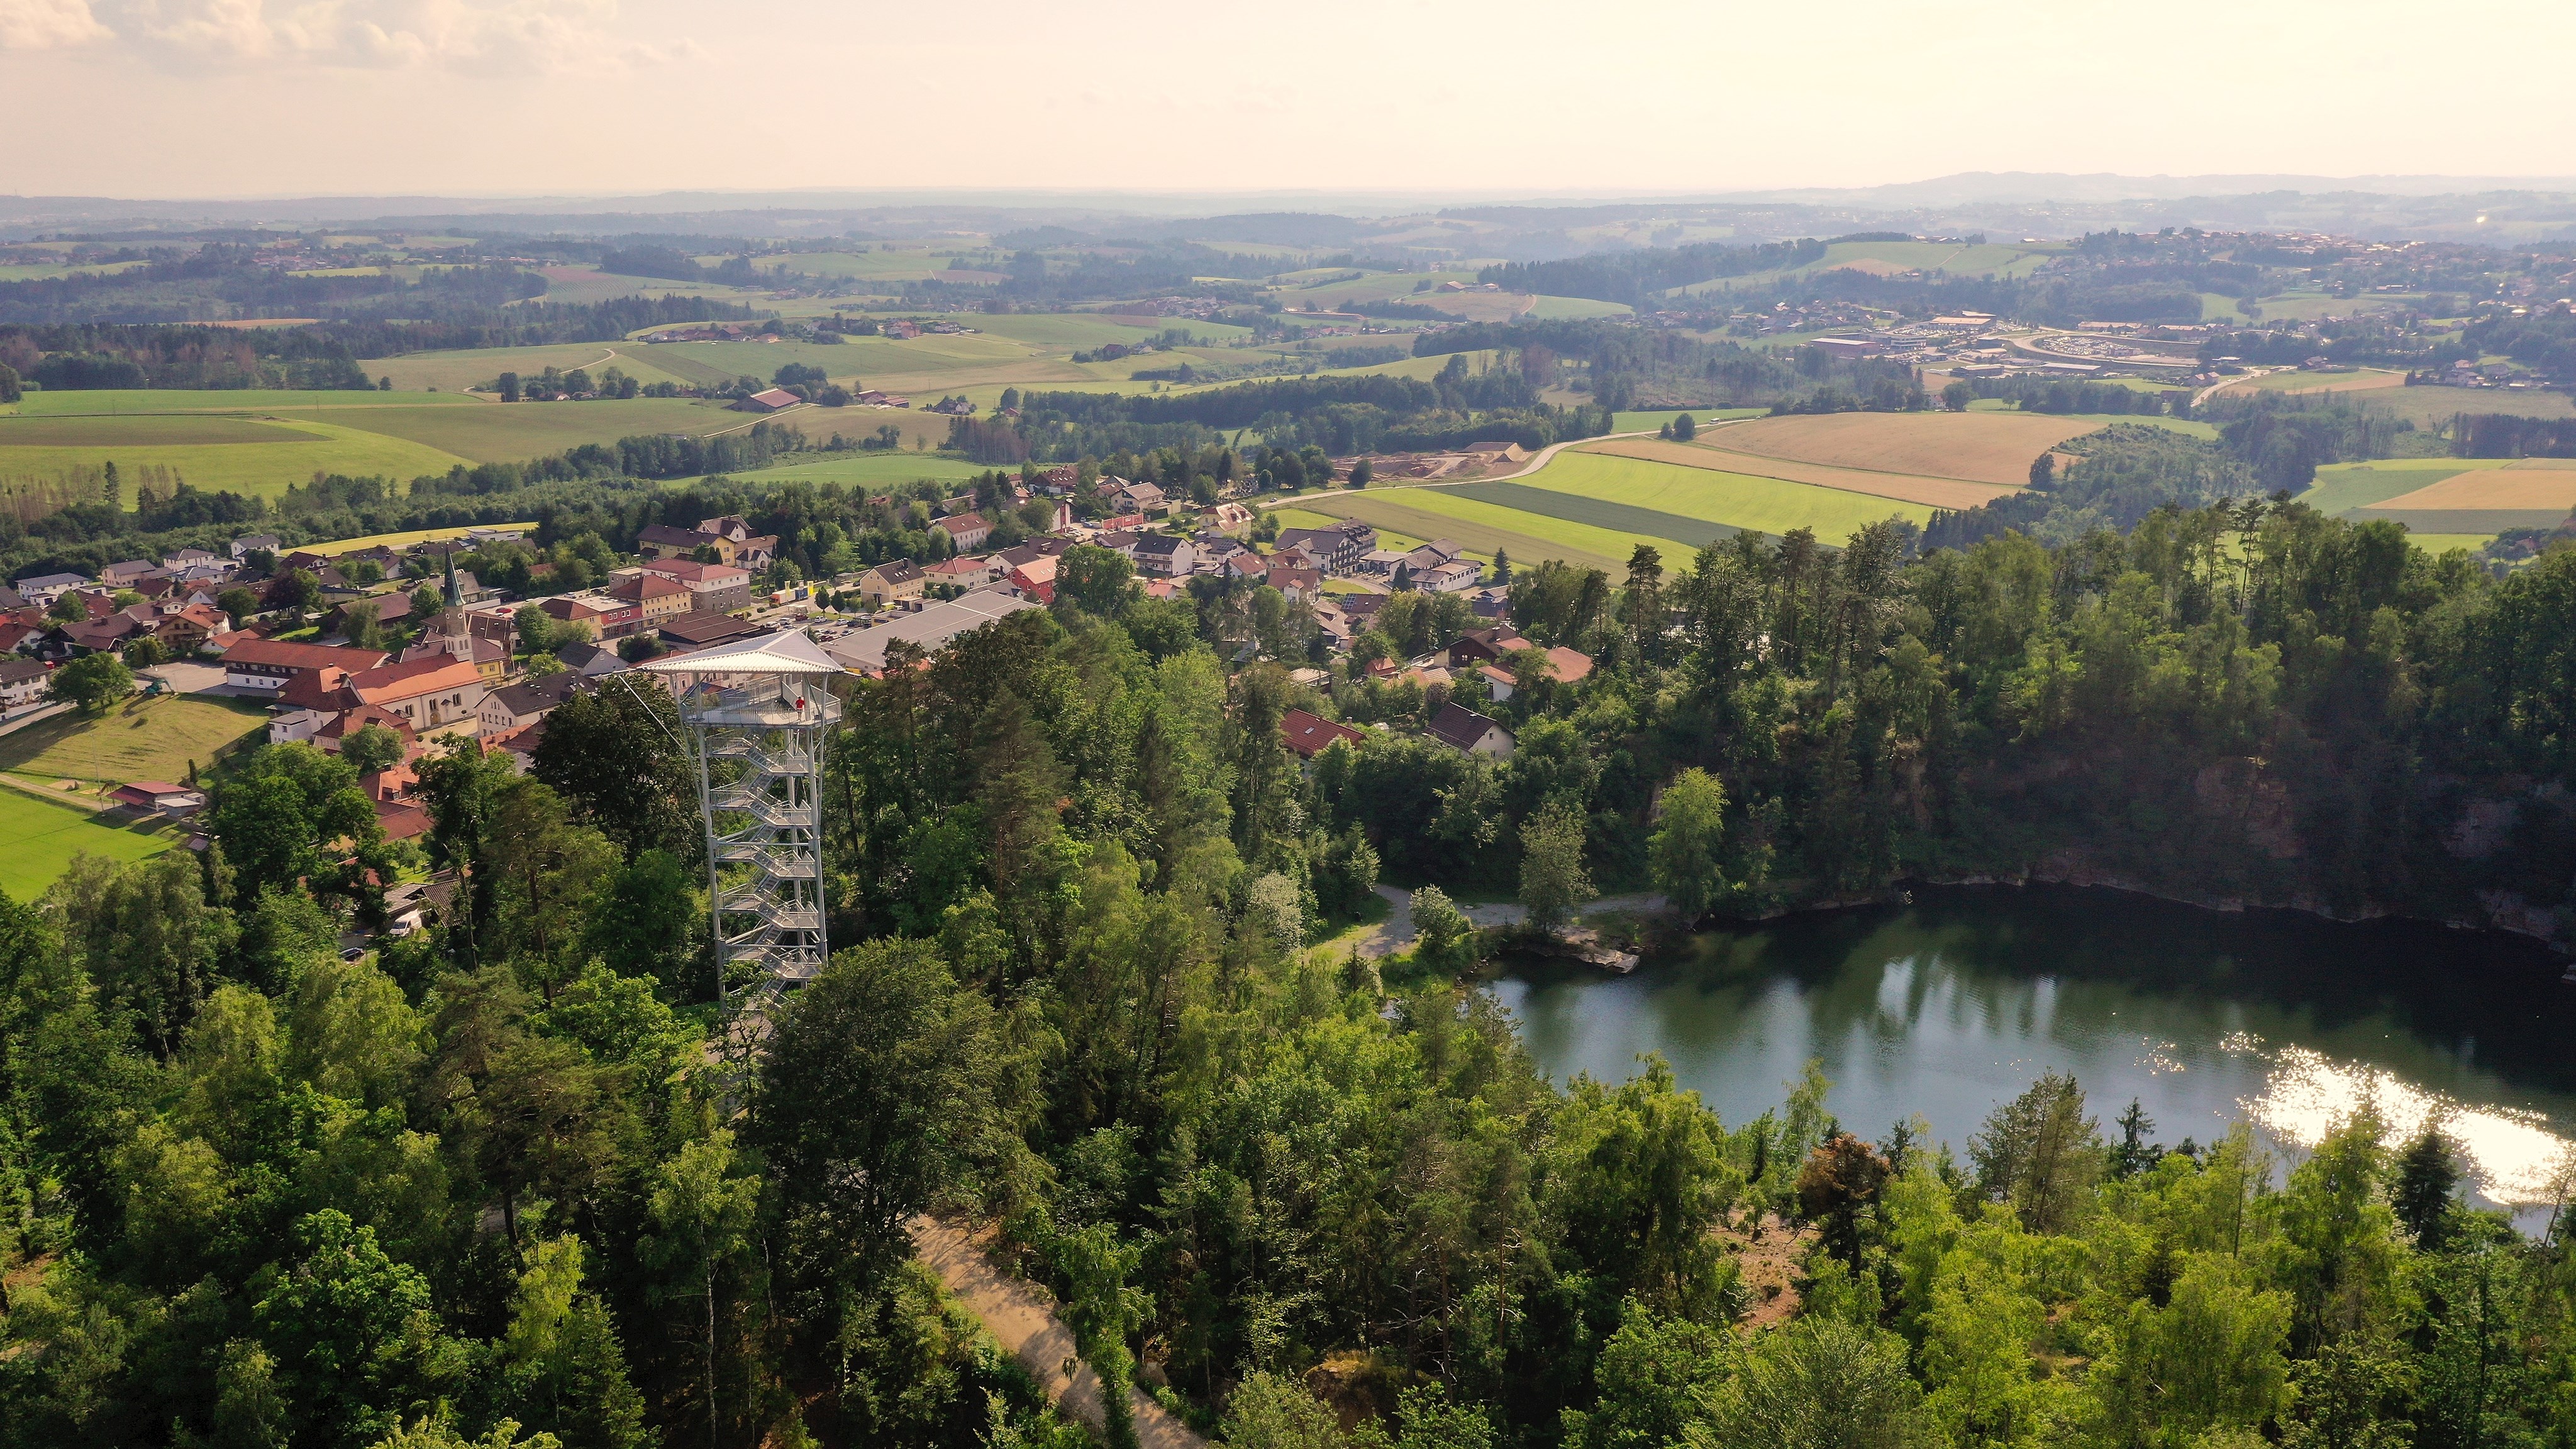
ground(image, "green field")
xmin=0 ymin=786 xmax=175 ymax=901
xmin=333 ymin=397 xmax=752 ymax=462
xmin=2406 ymin=533 xmax=2495 ymax=553
xmin=369 ymin=343 xmax=708 ymax=394
xmin=0 ymin=694 xmax=268 ymax=789
xmin=1332 ymin=487 xmax=1674 ymax=571
xmin=1507 ymin=452 xmax=1931 ymax=541
xmin=6 ymin=389 xmax=486 ymax=416
xmin=2365 ymin=385 xmax=2576 ymax=430
xmin=714 ymin=453 xmax=992 ymax=489
xmin=2221 ymin=368 xmax=2407 ymax=396
xmin=2299 ymin=459 xmax=2512 ymax=516
xmin=1524 ymin=296 xmax=1635 ymax=319
xmin=0 ymin=416 xmax=468 ymax=499
xmin=0 ymin=414 xmax=325 ymax=445
xmin=1449 ymin=482 xmax=1740 ymax=548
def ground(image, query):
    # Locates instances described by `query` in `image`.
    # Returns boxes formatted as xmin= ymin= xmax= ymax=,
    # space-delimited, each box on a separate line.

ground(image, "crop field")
xmin=8 ymin=389 xmax=486 ymax=416
xmin=2298 ymin=460 xmax=2513 ymax=516
xmin=1586 ymin=437 xmax=2016 ymax=510
xmin=1609 ymin=409 xmax=1768 ymax=433
xmin=0 ymin=786 xmax=175 ymax=900
xmin=972 ymin=312 xmax=1253 ymax=349
xmin=2220 ymin=369 xmax=2406 ymax=396
xmin=2371 ymin=464 xmax=2576 ymax=512
xmin=0 ymin=414 xmax=322 ymax=446
xmin=758 ymin=249 xmax=972 ymax=282
xmin=1507 ymin=452 xmax=1930 ymax=541
xmin=340 ymin=397 xmax=751 ymax=462
xmin=2363 ymin=386 xmax=2576 ymax=430
xmin=1675 ymin=240 xmax=2060 ymax=297
xmin=1523 ymin=296 xmax=1634 ymax=319
xmin=717 ymin=452 xmax=991 ymax=489
xmin=1291 ymin=492 xmax=1634 ymax=575
xmin=0 ymin=694 xmax=267 ymax=790
xmin=531 ymin=267 xmax=767 ymax=308
xmin=368 ymin=342 xmax=706 ymax=394
xmin=305 ymin=523 xmax=532 ymax=555
xmin=1409 ymin=291 xmax=1536 ymax=323
xmin=1448 ymin=482 xmax=1738 ymax=548
xmin=1698 ymin=411 xmax=2136 ymax=486
xmin=0 ymin=416 xmax=468 ymax=499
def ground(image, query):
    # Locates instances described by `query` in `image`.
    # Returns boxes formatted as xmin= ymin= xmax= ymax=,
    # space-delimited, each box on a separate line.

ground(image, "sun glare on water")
xmin=2224 ymin=1035 xmax=2575 ymax=1206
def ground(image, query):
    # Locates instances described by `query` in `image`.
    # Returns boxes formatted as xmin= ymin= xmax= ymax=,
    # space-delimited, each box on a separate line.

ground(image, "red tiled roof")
xmin=1281 ymin=707 xmax=1365 ymax=758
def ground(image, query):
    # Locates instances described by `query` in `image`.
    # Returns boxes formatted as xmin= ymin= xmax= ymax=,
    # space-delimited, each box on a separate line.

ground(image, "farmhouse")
xmin=1275 ymin=521 xmax=1375 ymax=574
xmin=1130 ymin=535 xmax=1196 ymax=577
xmin=731 ymin=388 xmax=802 ymax=413
xmin=0 ymin=658 xmax=48 ymax=712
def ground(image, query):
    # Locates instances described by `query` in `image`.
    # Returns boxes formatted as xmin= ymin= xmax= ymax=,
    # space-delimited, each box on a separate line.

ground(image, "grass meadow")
xmin=340 ymin=397 xmax=751 ymax=462
xmin=368 ymin=343 xmax=708 ymax=394
xmin=0 ymin=416 xmax=467 ymax=499
xmin=8 ymin=389 xmax=486 ymax=416
xmin=0 ymin=786 xmax=175 ymax=901
xmin=0 ymin=694 xmax=268 ymax=790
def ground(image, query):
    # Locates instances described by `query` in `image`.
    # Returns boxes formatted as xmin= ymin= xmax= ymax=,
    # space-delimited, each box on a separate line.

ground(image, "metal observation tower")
xmin=640 ymin=630 xmax=843 ymax=996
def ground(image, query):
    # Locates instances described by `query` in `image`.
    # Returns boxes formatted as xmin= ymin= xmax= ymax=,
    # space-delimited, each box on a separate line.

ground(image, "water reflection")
xmin=1487 ymin=887 xmax=2576 ymax=1213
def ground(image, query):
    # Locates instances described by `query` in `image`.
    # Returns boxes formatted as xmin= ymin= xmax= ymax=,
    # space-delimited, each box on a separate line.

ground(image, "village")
xmin=1 ymin=462 xmax=1594 ymax=875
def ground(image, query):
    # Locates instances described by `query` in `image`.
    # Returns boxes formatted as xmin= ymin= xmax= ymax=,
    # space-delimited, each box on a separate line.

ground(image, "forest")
xmin=9 ymin=449 xmax=2576 ymax=1446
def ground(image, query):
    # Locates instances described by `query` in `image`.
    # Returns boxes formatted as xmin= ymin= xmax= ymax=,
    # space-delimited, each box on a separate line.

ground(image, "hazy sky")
xmin=4 ymin=0 xmax=2574 ymax=201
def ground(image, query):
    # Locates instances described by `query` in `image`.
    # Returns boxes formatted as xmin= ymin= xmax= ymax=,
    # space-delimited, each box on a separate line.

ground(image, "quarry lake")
xmin=1489 ymin=886 xmax=2576 ymax=1216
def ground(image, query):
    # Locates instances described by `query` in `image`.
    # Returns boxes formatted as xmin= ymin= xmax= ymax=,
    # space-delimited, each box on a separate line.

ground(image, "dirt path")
xmin=911 ymin=1218 xmax=1207 ymax=1449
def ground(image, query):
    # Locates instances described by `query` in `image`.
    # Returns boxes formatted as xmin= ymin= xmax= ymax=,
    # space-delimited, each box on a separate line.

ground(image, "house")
xmin=1197 ymin=502 xmax=1254 ymax=533
xmin=1275 ymin=521 xmax=1375 ymax=574
xmin=1447 ymin=627 xmax=1531 ymax=667
xmin=1281 ymin=708 xmax=1365 ymax=760
xmin=328 ymin=591 xmax=413 ymax=636
xmin=638 ymin=558 xmax=754 ymax=614
xmin=155 ymin=603 xmax=232 ymax=653
xmin=656 ymin=610 xmax=765 ymax=652
xmin=935 ymin=514 xmax=992 ymax=552
xmin=924 ymin=555 xmax=997 ymax=588
xmin=1005 ymin=552 xmax=1059 ymax=602
xmin=13 ymin=572 xmax=91 ymax=604
xmin=479 ymin=672 xmax=589 ymax=732
xmin=1265 ymin=565 xmax=1322 ymax=601
xmin=101 ymin=559 xmax=163 ymax=588
xmin=732 ymin=387 xmax=802 ymax=413
xmin=1104 ymin=479 xmax=1167 ymax=516
xmin=312 ymin=704 xmax=416 ymax=757
xmin=230 ymin=535 xmax=282 ymax=559
xmin=1130 ymin=535 xmax=1196 ymax=577
xmin=858 ymin=560 xmax=925 ymax=606
xmin=1426 ymin=701 xmax=1515 ymax=758
xmin=109 ymin=780 xmax=206 ymax=817
xmin=820 ymin=589 xmax=1041 ymax=674
xmin=554 ymin=641 xmax=631 ymax=678
xmin=0 ymin=657 xmax=48 ymax=712
xmin=58 ymin=615 xmax=142 ymax=656
xmin=537 ymin=593 xmax=618 ymax=642
xmin=399 ymin=629 xmax=511 ymax=680
xmin=222 ymin=638 xmax=392 ymax=691
xmin=165 ymin=548 xmax=218 ymax=568
xmin=637 ymin=523 xmax=733 ymax=564
xmin=605 ymin=571 xmax=691 ymax=634
xmin=0 ymin=621 xmax=38 ymax=657
xmin=1418 ymin=559 xmax=1483 ymax=592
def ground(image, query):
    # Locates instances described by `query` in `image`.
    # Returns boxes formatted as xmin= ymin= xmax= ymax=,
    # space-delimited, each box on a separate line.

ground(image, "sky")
xmin=4 ymin=0 xmax=2576 ymax=202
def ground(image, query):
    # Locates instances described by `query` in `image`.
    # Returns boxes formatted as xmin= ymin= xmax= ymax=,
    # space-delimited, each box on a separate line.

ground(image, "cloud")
xmin=0 ymin=0 xmax=113 ymax=48
xmin=3 ymin=0 xmax=689 ymax=71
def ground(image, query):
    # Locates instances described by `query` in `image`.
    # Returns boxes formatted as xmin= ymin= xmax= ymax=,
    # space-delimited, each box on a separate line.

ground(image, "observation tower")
xmin=640 ymin=629 xmax=843 ymax=996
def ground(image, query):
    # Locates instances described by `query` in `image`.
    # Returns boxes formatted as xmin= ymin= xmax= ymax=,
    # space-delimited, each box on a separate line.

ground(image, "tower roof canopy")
xmin=640 ymin=628 xmax=841 ymax=676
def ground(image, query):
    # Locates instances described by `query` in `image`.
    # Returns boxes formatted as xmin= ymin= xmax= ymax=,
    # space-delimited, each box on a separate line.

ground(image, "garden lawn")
xmin=0 ymin=694 xmax=269 ymax=790
xmin=0 ymin=786 xmax=174 ymax=900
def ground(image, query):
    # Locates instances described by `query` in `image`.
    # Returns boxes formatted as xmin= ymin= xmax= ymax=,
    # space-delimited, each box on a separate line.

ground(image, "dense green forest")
xmin=10 ymin=459 xmax=2576 ymax=1446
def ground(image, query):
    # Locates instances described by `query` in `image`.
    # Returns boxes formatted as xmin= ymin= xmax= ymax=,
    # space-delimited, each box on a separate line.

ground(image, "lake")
xmin=1489 ymin=886 xmax=2576 ymax=1215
